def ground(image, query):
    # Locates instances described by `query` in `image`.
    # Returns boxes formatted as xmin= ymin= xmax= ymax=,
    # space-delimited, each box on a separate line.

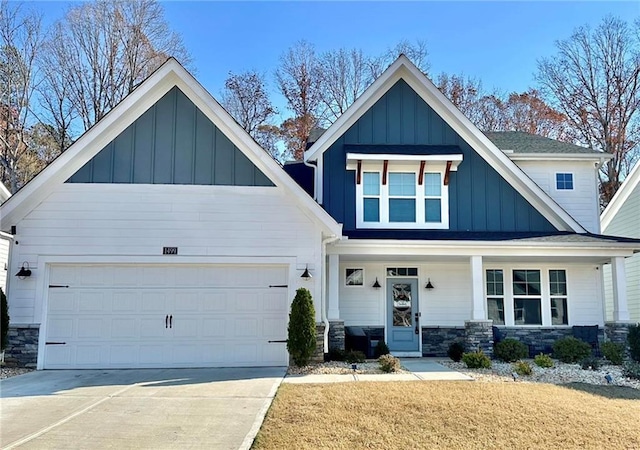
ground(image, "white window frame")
xmin=555 ymin=172 xmax=574 ymax=191
xmin=549 ymin=269 xmax=569 ymax=325
xmin=355 ymin=162 xmax=450 ymax=229
xmin=345 ymin=268 xmax=365 ymax=287
xmin=485 ymin=269 xmax=505 ymax=325
xmin=485 ymin=266 xmax=571 ymax=327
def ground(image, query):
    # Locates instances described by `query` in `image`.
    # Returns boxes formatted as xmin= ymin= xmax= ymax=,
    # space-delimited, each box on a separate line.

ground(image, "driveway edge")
xmin=238 ymin=370 xmax=286 ymax=450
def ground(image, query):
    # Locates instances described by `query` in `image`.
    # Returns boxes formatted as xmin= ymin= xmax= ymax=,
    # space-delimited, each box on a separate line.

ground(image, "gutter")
xmin=321 ymin=234 xmax=341 ymax=353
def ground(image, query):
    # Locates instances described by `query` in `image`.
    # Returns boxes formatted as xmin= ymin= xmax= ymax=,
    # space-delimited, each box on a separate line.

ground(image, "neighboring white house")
xmin=0 ymin=183 xmax=12 ymax=293
xmin=602 ymin=161 xmax=640 ymax=323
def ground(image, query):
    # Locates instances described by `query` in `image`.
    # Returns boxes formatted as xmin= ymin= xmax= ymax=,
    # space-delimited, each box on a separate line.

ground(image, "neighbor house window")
xmin=486 ymin=269 xmax=505 ymax=325
xmin=556 ymin=173 xmax=574 ymax=190
xmin=345 ymin=268 xmax=364 ymax=286
xmin=363 ymin=172 xmax=380 ymax=222
xmin=513 ymin=269 xmax=542 ymax=325
xmin=549 ymin=269 xmax=568 ymax=325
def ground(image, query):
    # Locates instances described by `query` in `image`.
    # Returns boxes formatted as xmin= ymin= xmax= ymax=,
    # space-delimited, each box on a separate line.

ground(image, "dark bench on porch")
xmin=345 ymin=326 xmax=384 ymax=358
xmin=493 ymin=326 xmax=553 ymax=358
xmin=572 ymin=325 xmax=600 ymax=357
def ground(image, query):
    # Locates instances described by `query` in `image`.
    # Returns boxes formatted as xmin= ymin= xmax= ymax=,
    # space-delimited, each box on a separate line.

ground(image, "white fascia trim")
xmin=0 ymin=183 xmax=10 ymax=202
xmin=304 ymin=55 xmax=585 ymax=233
xmin=601 ymin=160 xmax=640 ymax=231
xmin=328 ymin=239 xmax=639 ymax=257
xmin=346 ymin=153 xmax=462 ymax=171
xmin=508 ymin=153 xmax=613 ymax=162
xmin=0 ymin=59 xmax=342 ymax=238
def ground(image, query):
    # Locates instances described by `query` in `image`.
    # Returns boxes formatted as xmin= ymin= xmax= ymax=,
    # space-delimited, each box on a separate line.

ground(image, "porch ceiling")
xmin=336 ymin=253 xmax=615 ymax=264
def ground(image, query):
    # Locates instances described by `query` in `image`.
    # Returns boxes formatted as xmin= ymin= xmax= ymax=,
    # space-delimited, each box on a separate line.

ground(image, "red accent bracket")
xmin=418 ymin=161 xmax=426 ymax=185
xmin=382 ymin=160 xmax=388 ymax=185
xmin=444 ymin=161 xmax=452 ymax=186
xmin=356 ymin=160 xmax=362 ymax=184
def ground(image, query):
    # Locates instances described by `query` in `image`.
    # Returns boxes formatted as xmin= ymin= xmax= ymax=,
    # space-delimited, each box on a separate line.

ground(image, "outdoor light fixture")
xmin=372 ymin=277 xmax=381 ymax=289
xmin=425 ymin=278 xmax=435 ymax=289
xmin=512 ymin=372 xmax=518 ymax=382
xmin=15 ymin=262 xmax=31 ymax=279
xmin=300 ymin=265 xmax=312 ymax=281
xmin=605 ymin=373 xmax=613 ymax=384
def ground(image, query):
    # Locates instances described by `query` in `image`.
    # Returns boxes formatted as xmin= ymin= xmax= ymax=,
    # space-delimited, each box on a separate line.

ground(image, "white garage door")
xmin=44 ymin=264 xmax=290 ymax=369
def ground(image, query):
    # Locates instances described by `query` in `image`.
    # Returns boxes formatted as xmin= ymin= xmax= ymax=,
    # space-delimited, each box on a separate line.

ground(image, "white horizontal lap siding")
xmin=339 ymin=263 xmax=384 ymax=326
xmin=421 ymin=264 xmax=471 ymax=326
xmin=516 ymin=160 xmax=600 ymax=233
xmin=602 ymin=180 xmax=640 ymax=322
xmin=566 ymin=265 xmax=604 ymax=325
xmin=9 ymin=184 xmax=323 ymax=324
xmin=0 ymin=238 xmax=8 ymax=292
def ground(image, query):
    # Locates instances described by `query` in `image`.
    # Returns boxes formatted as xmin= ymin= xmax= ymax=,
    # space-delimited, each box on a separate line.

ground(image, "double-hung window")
xmin=388 ymin=173 xmax=416 ymax=222
xmin=363 ymin=172 xmax=380 ymax=222
xmin=549 ymin=269 xmax=568 ymax=325
xmin=486 ymin=269 xmax=505 ymax=325
xmin=424 ymin=173 xmax=442 ymax=223
xmin=513 ymin=269 xmax=542 ymax=325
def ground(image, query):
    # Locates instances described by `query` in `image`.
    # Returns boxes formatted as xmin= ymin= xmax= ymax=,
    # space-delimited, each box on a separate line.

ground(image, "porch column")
xmin=611 ymin=256 xmax=630 ymax=322
xmin=327 ymin=254 xmax=340 ymax=320
xmin=470 ymin=255 xmax=485 ymax=320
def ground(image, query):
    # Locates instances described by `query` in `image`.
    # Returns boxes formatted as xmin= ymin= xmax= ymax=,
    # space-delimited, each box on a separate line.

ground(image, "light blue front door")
xmin=387 ymin=278 xmax=420 ymax=352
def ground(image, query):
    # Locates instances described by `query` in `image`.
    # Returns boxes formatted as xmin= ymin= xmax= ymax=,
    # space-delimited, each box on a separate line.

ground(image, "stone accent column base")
xmin=4 ymin=325 xmax=39 ymax=368
xmin=465 ymin=320 xmax=493 ymax=358
xmin=605 ymin=322 xmax=632 ymax=355
xmin=310 ymin=322 xmax=326 ymax=363
xmin=328 ymin=320 xmax=345 ymax=351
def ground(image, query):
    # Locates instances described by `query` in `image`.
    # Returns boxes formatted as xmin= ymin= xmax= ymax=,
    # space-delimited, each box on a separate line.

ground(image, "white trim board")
xmin=304 ymin=55 xmax=585 ymax=233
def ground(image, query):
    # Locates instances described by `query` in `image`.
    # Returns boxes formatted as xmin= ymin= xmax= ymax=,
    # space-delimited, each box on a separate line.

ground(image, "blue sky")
xmin=35 ymin=1 xmax=640 ymax=120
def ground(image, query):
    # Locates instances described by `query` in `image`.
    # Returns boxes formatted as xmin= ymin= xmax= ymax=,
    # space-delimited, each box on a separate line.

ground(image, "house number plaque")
xmin=163 ymin=247 xmax=178 ymax=255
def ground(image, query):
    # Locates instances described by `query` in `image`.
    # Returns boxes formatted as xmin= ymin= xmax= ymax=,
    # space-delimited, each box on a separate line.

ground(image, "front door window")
xmin=392 ymin=283 xmax=413 ymax=327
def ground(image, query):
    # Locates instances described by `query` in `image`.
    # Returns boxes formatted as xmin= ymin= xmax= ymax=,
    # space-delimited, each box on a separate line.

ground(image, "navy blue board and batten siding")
xmin=321 ymin=79 xmax=557 ymax=237
xmin=67 ymin=86 xmax=273 ymax=187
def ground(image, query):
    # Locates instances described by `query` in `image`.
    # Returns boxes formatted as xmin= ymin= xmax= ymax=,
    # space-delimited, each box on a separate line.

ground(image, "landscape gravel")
xmin=1 ymin=367 xmax=33 ymax=379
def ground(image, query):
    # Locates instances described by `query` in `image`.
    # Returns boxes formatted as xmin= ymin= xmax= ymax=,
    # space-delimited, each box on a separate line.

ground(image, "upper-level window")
xmin=556 ymin=173 xmax=574 ymax=190
xmin=355 ymin=165 xmax=450 ymax=229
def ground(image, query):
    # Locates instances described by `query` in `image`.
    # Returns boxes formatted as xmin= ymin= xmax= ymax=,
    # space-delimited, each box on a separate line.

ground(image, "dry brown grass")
xmin=253 ymin=382 xmax=640 ymax=450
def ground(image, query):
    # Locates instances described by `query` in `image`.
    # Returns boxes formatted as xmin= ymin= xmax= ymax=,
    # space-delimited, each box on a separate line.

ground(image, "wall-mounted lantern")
xmin=16 ymin=262 xmax=32 ymax=279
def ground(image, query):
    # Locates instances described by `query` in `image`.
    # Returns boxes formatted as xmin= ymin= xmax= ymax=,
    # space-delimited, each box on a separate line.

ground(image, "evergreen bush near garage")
xmin=494 ymin=338 xmax=529 ymax=362
xmin=629 ymin=324 xmax=640 ymax=362
xmin=287 ymin=288 xmax=317 ymax=367
xmin=1 ymin=288 xmax=8 ymax=351
xmin=447 ymin=342 xmax=465 ymax=362
xmin=552 ymin=337 xmax=592 ymax=363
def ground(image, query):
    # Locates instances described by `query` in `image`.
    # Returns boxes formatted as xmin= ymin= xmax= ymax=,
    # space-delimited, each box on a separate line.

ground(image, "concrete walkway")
xmin=283 ymin=358 xmax=472 ymax=384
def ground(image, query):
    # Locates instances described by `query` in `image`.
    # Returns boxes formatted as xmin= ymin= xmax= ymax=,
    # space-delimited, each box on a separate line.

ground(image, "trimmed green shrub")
xmin=447 ymin=342 xmax=465 ymax=362
xmin=533 ymin=353 xmax=554 ymax=368
xmin=1 ymin=289 xmax=8 ymax=351
xmin=580 ymin=356 xmax=601 ymax=371
xmin=513 ymin=360 xmax=532 ymax=376
xmin=378 ymin=354 xmax=401 ymax=373
xmin=462 ymin=349 xmax=491 ymax=369
xmin=345 ymin=350 xmax=366 ymax=364
xmin=326 ymin=348 xmax=346 ymax=362
xmin=623 ymin=361 xmax=640 ymax=380
xmin=601 ymin=341 xmax=624 ymax=365
xmin=494 ymin=338 xmax=529 ymax=362
xmin=628 ymin=324 xmax=640 ymax=362
xmin=374 ymin=340 xmax=390 ymax=358
xmin=286 ymin=288 xmax=317 ymax=367
xmin=552 ymin=337 xmax=592 ymax=363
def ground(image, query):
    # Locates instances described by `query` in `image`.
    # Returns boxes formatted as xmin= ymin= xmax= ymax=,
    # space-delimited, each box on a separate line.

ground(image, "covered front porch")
xmin=323 ymin=235 xmax=637 ymax=357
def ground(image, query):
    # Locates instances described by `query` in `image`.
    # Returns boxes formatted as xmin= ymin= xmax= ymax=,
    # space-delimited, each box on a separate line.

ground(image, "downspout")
xmin=303 ymin=159 xmax=318 ymax=201
xmin=321 ymin=234 xmax=340 ymax=353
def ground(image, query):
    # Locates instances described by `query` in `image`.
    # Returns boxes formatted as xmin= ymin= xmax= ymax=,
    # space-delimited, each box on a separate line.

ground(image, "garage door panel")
xmin=45 ymin=264 xmax=289 ymax=369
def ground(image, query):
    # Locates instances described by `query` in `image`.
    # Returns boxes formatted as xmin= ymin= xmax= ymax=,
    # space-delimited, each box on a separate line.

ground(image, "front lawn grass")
xmin=253 ymin=382 xmax=640 ymax=449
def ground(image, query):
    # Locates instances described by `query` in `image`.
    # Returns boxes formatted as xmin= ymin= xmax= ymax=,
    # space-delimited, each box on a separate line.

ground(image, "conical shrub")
xmin=287 ymin=288 xmax=316 ymax=367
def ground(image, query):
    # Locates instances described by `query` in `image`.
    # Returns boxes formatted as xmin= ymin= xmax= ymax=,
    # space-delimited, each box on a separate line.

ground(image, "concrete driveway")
xmin=0 ymin=367 xmax=286 ymax=450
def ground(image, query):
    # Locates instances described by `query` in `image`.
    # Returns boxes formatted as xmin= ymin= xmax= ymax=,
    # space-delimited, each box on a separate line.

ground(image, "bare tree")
xmin=502 ymin=90 xmax=574 ymax=140
xmin=42 ymin=0 xmax=191 ymax=135
xmin=0 ymin=0 xmax=43 ymax=192
xmin=317 ymin=48 xmax=371 ymax=124
xmin=369 ymin=39 xmax=430 ymax=78
xmin=276 ymin=40 xmax=322 ymax=160
xmin=537 ymin=16 xmax=640 ymax=205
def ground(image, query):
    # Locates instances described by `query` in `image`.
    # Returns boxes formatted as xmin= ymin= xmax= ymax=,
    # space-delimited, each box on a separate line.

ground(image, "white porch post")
xmin=470 ymin=255 xmax=485 ymax=320
xmin=327 ymin=254 xmax=340 ymax=320
xmin=611 ymin=256 xmax=630 ymax=322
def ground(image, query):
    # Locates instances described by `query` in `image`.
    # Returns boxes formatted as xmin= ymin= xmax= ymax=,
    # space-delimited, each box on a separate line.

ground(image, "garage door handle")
xmin=165 ymin=315 xmax=169 ymax=328
xmin=45 ymin=341 xmax=66 ymax=345
xmin=169 ymin=315 xmax=173 ymax=329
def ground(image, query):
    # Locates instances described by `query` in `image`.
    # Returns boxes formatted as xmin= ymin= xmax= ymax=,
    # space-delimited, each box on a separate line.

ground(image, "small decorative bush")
xmin=623 ymin=361 xmax=640 ymax=380
xmin=628 ymin=324 xmax=640 ymax=362
xmin=552 ymin=337 xmax=592 ymax=363
xmin=513 ymin=360 xmax=532 ymax=376
xmin=374 ymin=340 xmax=390 ymax=358
xmin=494 ymin=338 xmax=529 ymax=362
xmin=580 ymin=356 xmax=601 ymax=371
xmin=601 ymin=341 xmax=624 ymax=365
xmin=1 ymin=288 xmax=8 ymax=351
xmin=378 ymin=354 xmax=401 ymax=373
xmin=287 ymin=288 xmax=317 ymax=367
xmin=326 ymin=348 xmax=346 ymax=362
xmin=344 ymin=350 xmax=366 ymax=364
xmin=533 ymin=353 xmax=554 ymax=368
xmin=462 ymin=349 xmax=492 ymax=369
xmin=447 ymin=342 xmax=465 ymax=362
